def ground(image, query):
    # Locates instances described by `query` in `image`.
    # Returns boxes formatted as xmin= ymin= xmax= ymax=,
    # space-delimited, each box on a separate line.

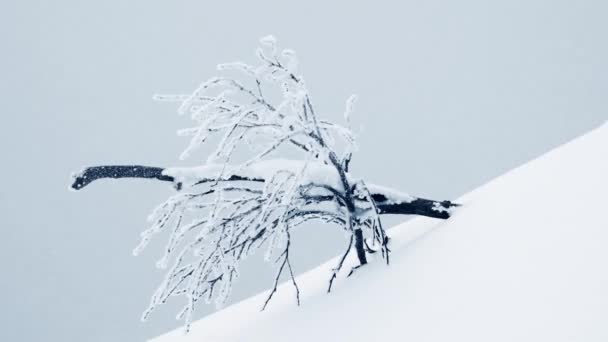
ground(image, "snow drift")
xmin=152 ymin=122 xmax=608 ymax=342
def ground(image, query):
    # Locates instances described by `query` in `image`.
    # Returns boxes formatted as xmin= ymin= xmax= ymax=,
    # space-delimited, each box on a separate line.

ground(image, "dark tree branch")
xmin=371 ymin=193 xmax=457 ymax=219
xmin=193 ymin=174 xmax=265 ymax=187
xmin=71 ymin=165 xmax=459 ymax=219
xmin=71 ymin=165 xmax=173 ymax=190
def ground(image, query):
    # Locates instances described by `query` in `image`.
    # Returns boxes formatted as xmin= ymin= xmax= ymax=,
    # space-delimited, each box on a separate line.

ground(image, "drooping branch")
xmin=71 ymin=165 xmax=459 ymax=219
xmin=328 ymin=234 xmax=353 ymax=293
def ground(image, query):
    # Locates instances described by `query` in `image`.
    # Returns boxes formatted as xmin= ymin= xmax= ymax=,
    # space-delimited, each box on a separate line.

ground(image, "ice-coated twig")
xmin=328 ymin=234 xmax=354 ymax=293
xmin=261 ymin=228 xmax=299 ymax=310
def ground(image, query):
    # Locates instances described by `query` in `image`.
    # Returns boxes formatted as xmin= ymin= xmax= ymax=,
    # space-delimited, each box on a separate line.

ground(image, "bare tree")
xmin=71 ymin=36 xmax=458 ymax=330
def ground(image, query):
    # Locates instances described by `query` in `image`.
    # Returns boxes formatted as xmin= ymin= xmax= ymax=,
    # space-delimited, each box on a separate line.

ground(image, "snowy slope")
xmin=152 ymin=123 xmax=608 ymax=342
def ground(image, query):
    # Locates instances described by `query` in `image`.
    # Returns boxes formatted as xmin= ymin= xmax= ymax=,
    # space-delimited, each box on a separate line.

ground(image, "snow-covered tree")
xmin=71 ymin=36 xmax=458 ymax=330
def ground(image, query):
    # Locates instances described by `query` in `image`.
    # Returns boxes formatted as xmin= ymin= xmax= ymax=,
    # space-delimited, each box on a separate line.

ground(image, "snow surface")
xmin=152 ymin=123 xmax=608 ymax=342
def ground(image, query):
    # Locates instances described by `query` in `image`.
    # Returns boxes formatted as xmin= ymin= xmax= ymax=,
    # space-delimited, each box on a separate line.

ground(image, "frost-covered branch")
xmin=328 ymin=234 xmax=353 ymax=293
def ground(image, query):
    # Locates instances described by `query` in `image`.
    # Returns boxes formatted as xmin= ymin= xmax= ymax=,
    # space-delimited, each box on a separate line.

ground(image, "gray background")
xmin=1 ymin=0 xmax=606 ymax=341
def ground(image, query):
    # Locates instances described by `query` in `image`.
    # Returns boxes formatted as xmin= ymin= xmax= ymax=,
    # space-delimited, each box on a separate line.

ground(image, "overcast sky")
xmin=1 ymin=1 xmax=606 ymax=341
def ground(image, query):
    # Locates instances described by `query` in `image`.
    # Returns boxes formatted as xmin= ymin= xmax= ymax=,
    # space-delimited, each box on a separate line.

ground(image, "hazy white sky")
xmin=1 ymin=1 xmax=606 ymax=341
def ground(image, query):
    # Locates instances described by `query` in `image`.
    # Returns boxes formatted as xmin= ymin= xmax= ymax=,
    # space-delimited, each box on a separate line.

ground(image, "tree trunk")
xmin=353 ymin=228 xmax=367 ymax=265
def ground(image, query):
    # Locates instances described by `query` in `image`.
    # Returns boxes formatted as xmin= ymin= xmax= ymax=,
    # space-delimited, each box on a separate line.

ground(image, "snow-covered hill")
xmin=152 ymin=123 xmax=608 ymax=342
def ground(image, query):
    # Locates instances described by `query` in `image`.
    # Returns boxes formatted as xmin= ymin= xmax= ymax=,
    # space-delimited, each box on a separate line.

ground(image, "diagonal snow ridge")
xmin=152 ymin=122 xmax=608 ymax=342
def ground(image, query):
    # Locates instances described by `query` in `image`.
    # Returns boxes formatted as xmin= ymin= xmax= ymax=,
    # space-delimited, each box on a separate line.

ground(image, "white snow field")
xmin=152 ymin=122 xmax=608 ymax=342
